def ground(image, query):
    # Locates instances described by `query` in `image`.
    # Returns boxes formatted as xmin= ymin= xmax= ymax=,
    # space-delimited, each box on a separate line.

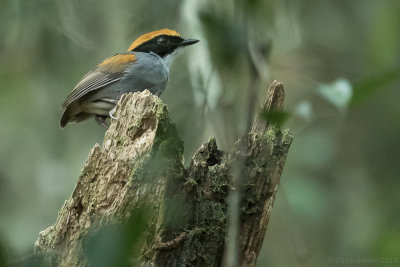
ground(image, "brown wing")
xmin=61 ymin=53 xmax=137 ymax=108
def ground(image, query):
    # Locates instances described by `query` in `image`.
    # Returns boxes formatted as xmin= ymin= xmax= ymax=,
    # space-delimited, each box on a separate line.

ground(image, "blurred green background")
xmin=1 ymin=0 xmax=399 ymax=266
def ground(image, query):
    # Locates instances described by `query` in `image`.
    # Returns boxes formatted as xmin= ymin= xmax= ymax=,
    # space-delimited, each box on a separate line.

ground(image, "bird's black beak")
xmin=180 ymin=38 xmax=199 ymax=46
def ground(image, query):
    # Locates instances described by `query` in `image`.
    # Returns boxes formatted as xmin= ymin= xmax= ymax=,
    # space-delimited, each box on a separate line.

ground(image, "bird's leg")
xmin=95 ymin=115 xmax=110 ymax=129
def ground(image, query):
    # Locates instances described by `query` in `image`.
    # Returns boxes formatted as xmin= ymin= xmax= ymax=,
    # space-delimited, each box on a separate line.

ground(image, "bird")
xmin=60 ymin=28 xmax=199 ymax=128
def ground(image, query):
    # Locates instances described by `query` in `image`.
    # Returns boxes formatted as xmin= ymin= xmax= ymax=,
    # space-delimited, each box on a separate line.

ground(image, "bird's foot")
xmin=109 ymin=106 xmax=118 ymax=120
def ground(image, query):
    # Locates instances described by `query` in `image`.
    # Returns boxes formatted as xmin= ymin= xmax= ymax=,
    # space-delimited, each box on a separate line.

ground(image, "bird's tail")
xmin=60 ymin=108 xmax=73 ymax=128
xmin=60 ymin=108 xmax=93 ymax=128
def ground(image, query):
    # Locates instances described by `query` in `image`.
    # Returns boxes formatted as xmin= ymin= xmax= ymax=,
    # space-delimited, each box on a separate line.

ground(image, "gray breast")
xmin=120 ymin=52 xmax=169 ymax=96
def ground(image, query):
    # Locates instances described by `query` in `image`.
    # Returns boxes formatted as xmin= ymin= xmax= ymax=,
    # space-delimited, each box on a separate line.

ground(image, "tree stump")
xmin=34 ymin=81 xmax=293 ymax=267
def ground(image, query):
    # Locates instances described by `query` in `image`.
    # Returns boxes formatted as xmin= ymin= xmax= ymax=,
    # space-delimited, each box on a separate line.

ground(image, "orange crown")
xmin=128 ymin=29 xmax=181 ymax=51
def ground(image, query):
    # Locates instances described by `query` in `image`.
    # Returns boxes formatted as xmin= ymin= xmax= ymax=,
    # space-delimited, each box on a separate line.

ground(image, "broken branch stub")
xmin=35 ymin=81 xmax=292 ymax=267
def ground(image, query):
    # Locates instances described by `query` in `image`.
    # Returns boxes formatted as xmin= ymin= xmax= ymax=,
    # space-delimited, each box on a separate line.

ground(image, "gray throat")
xmin=161 ymin=48 xmax=182 ymax=72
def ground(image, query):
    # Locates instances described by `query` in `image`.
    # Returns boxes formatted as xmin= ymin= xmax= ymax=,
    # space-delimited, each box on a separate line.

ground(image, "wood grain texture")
xmin=35 ymin=81 xmax=293 ymax=266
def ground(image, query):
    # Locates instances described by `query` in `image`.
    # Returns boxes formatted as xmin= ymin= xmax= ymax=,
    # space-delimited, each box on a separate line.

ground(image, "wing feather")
xmin=61 ymin=53 xmax=136 ymax=108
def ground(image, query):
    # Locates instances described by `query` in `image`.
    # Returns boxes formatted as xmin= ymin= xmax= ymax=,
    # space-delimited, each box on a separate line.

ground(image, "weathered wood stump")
xmin=35 ymin=81 xmax=293 ymax=266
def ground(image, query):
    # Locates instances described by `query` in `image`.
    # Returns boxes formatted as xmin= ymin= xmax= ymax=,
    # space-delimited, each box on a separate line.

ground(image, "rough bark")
xmin=35 ymin=81 xmax=293 ymax=267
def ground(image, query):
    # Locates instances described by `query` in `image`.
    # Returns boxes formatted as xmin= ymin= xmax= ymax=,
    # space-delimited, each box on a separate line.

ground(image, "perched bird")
xmin=60 ymin=29 xmax=199 ymax=128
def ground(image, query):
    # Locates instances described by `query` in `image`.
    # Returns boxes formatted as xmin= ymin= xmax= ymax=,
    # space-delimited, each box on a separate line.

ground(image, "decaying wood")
xmin=35 ymin=81 xmax=293 ymax=266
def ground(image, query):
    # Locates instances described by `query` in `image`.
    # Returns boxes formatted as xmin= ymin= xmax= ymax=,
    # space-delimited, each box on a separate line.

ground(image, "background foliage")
xmin=1 ymin=0 xmax=399 ymax=266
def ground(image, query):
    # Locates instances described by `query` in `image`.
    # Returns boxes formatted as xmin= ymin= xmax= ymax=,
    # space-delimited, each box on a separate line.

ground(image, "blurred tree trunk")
xmin=34 ymin=81 xmax=292 ymax=267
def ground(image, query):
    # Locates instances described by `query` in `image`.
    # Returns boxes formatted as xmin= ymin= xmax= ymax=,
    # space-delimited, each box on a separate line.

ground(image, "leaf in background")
xmin=317 ymin=78 xmax=353 ymax=111
xmin=199 ymin=11 xmax=246 ymax=68
xmin=350 ymin=68 xmax=400 ymax=107
xmin=0 ymin=240 xmax=6 ymax=267
xmin=260 ymin=109 xmax=290 ymax=128
xmin=293 ymin=100 xmax=313 ymax=121
xmin=6 ymin=252 xmax=54 ymax=267
xmin=84 ymin=207 xmax=147 ymax=267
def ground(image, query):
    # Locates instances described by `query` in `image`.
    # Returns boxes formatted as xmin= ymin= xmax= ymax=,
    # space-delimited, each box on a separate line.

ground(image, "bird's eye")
xmin=157 ymin=37 xmax=168 ymax=45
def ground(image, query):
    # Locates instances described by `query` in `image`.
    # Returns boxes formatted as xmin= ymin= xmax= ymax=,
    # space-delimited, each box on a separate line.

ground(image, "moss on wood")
xmin=35 ymin=82 xmax=292 ymax=267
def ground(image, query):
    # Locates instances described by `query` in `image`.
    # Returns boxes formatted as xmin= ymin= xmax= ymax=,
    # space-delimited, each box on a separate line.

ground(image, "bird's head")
xmin=127 ymin=29 xmax=199 ymax=64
